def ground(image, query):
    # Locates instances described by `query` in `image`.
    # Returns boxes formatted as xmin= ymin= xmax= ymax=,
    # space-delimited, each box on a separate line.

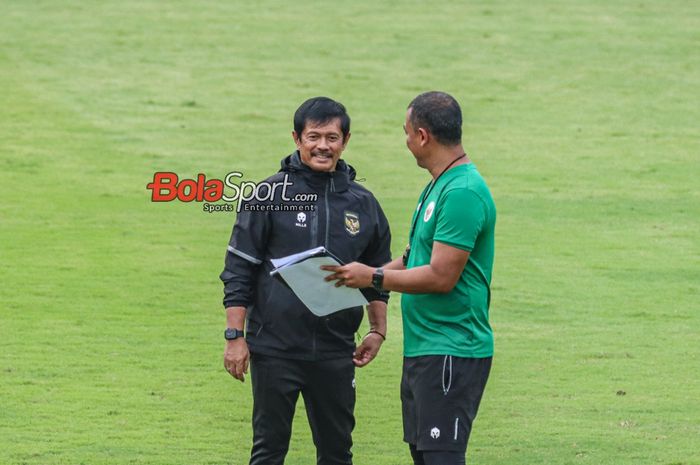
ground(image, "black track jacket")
xmin=220 ymin=152 xmax=392 ymax=361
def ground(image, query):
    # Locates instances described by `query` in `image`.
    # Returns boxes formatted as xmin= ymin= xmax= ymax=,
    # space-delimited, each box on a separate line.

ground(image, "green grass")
xmin=1 ymin=1 xmax=699 ymax=464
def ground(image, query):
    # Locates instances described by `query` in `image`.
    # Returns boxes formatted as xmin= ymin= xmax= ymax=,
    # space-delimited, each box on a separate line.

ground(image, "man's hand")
xmin=223 ymin=339 xmax=249 ymax=382
xmin=353 ymin=332 xmax=384 ymax=367
xmin=321 ymin=262 xmax=374 ymax=288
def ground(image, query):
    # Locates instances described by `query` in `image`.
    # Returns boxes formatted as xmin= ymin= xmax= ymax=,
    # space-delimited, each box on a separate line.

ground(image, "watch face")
xmin=225 ymin=329 xmax=242 ymax=340
xmin=372 ymin=269 xmax=384 ymax=290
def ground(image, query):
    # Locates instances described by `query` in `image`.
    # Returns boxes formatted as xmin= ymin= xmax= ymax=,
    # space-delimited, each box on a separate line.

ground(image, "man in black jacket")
xmin=220 ymin=97 xmax=392 ymax=465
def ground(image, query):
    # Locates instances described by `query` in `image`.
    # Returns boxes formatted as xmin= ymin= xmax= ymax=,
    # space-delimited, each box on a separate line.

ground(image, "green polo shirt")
xmin=401 ymin=163 xmax=496 ymax=358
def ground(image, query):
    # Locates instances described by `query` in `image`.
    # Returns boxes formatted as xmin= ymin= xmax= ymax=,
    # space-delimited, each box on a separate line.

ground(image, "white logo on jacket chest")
xmin=423 ymin=201 xmax=435 ymax=222
xmin=295 ymin=212 xmax=307 ymax=228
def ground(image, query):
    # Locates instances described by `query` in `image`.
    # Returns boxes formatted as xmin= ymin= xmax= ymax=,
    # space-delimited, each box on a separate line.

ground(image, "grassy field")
xmin=1 ymin=1 xmax=699 ymax=464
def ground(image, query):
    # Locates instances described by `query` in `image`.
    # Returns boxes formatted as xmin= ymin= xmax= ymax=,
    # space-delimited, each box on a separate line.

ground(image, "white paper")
xmin=270 ymin=246 xmax=327 ymax=270
xmin=272 ymin=253 xmax=368 ymax=316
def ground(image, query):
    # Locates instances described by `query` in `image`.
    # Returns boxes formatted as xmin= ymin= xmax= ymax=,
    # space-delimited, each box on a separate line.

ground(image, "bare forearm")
xmin=382 ymin=256 xmax=406 ymax=271
xmin=322 ymin=243 xmax=467 ymax=295
xmin=383 ymin=265 xmax=455 ymax=294
xmin=366 ymin=301 xmax=387 ymax=334
xmin=226 ymin=306 xmax=247 ymax=329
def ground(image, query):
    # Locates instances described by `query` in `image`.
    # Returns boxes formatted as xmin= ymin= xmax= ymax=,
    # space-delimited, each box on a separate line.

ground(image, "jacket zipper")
xmin=324 ymin=178 xmax=331 ymax=248
xmin=313 ymin=177 xmax=331 ymax=359
xmin=310 ymin=201 xmax=319 ymax=248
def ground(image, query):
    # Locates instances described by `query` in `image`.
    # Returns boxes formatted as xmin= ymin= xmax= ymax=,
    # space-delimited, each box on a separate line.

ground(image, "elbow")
xmin=426 ymin=267 xmax=460 ymax=294
xmin=433 ymin=278 xmax=458 ymax=294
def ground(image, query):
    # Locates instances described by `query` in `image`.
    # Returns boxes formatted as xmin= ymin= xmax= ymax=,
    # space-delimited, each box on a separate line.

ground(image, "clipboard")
xmin=269 ymin=247 xmax=368 ymax=316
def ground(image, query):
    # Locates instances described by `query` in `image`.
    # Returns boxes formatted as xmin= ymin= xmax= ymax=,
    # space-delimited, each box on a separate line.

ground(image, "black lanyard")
xmin=403 ymin=153 xmax=466 ymax=266
xmin=408 ymin=153 xmax=466 ymax=243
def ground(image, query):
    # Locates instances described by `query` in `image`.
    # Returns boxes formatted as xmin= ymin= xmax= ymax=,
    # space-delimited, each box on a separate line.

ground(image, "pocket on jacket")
xmin=246 ymin=317 xmax=263 ymax=337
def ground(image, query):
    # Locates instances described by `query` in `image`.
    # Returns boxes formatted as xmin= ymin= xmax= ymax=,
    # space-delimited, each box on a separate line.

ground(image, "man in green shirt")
xmin=323 ymin=91 xmax=496 ymax=465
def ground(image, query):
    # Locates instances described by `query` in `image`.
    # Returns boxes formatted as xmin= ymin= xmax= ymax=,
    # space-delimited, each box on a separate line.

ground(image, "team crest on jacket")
xmin=344 ymin=211 xmax=360 ymax=236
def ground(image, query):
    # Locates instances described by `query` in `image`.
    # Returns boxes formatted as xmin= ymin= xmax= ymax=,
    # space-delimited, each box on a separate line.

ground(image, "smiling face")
xmin=293 ymin=118 xmax=350 ymax=172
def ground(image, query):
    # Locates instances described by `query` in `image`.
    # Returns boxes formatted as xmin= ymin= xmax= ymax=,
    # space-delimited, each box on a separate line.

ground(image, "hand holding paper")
xmin=321 ymin=262 xmax=374 ymax=289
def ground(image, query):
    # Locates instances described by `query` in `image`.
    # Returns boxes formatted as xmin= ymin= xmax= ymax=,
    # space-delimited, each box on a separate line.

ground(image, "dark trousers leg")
xmin=302 ymin=357 xmax=356 ymax=465
xmin=409 ymin=444 xmax=425 ymax=465
xmin=249 ymin=354 xmax=302 ymax=465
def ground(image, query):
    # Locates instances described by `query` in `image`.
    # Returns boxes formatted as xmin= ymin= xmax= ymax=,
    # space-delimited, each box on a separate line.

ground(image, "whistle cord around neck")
xmin=408 ymin=153 xmax=466 ymax=243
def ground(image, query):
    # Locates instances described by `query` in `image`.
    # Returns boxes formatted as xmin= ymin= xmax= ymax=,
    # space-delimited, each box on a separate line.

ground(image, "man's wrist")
xmin=224 ymin=328 xmax=245 ymax=340
xmin=371 ymin=267 xmax=385 ymax=291
xmin=366 ymin=329 xmax=386 ymax=341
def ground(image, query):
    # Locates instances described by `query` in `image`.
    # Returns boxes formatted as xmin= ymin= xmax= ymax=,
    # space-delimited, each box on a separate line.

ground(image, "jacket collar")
xmin=279 ymin=151 xmax=355 ymax=192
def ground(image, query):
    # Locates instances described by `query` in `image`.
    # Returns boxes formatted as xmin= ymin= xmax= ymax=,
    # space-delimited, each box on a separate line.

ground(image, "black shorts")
xmin=401 ymin=355 xmax=492 ymax=452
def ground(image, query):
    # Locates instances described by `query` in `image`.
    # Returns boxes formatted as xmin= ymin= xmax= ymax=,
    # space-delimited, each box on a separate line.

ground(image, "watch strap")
xmin=372 ymin=267 xmax=385 ymax=291
xmin=224 ymin=328 xmax=244 ymax=340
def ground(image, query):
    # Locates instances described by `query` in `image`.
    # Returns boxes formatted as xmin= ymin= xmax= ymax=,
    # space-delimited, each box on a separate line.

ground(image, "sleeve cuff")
xmin=433 ymin=238 xmax=474 ymax=252
xmin=361 ymin=288 xmax=390 ymax=303
xmin=223 ymin=299 xmax=250 ymax=309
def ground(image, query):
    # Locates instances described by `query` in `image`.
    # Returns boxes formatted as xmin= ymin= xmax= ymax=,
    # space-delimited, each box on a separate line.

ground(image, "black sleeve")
xmin=219 ymin=204 xmax=270 ymax=308
xmin=359 ymin=199 xmax=392 ymax=303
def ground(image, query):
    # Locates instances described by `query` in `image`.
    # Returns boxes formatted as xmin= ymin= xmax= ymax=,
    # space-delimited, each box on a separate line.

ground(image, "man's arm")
xmin=324 ymin=187 xmax=484 ymax=293
xmin=383 ymin=242 xmax=469 ymax=293
xmin=220 ymin=250 xmax=257 ymax=383
xmin=355 ymin=199 xmax=393 ymax=302
xmin=349 ymin=198 xmax=392 ymax=367
xmin=322 ymin=241 xmax=469 ymax=294
xmin=220 ymin=203 xmax=269 ymax=383
xmin=383 ymin=255 xmax=406 ymax=271
xmin=353 ymin=300 xmax=387 ymax=367
xmin=223 ymin=306 xmax=249 ymax=382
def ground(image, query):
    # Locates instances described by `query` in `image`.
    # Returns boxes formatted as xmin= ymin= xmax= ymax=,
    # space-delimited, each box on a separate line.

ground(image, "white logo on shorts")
xmin=430 ymin=427 xmax=440 ymax=439
xmin=295 ymin=212 xmax=307 ymax=228
xmin=352 ymin=378 xmax=356 ymax=389
xmin=423 ymin=201 xmax=435 ymax=222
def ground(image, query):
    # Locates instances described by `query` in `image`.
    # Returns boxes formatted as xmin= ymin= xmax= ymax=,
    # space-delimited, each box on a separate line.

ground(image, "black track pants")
xmin=248 ymin=353 xmax=356 ymax=465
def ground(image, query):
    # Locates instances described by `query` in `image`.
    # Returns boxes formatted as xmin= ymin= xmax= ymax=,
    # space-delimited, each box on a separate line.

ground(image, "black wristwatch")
xmin=371 ymin=267 xmax=385 ymax=291
xmin=224 ymin=328 xmax=244 ymax=340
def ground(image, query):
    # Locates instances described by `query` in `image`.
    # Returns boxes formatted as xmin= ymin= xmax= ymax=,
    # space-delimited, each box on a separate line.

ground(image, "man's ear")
xmin=418 ymin=128 xmax=430 ymax=147
xmin=342 ymin=132 xmax=351 ymax=148
xmin=292 ymin=131 xmax=302 ymax=148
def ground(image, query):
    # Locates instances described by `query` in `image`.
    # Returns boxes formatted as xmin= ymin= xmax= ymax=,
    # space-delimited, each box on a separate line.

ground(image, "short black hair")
xmin=407 ymin=91 xmax=462 ymax=146
xmin=294 ymin=97 xmax=351 ymax=141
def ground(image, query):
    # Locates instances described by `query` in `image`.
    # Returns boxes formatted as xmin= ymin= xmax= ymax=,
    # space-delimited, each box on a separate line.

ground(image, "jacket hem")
xmin=248 ymin=343 xmax=354 ymax=361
